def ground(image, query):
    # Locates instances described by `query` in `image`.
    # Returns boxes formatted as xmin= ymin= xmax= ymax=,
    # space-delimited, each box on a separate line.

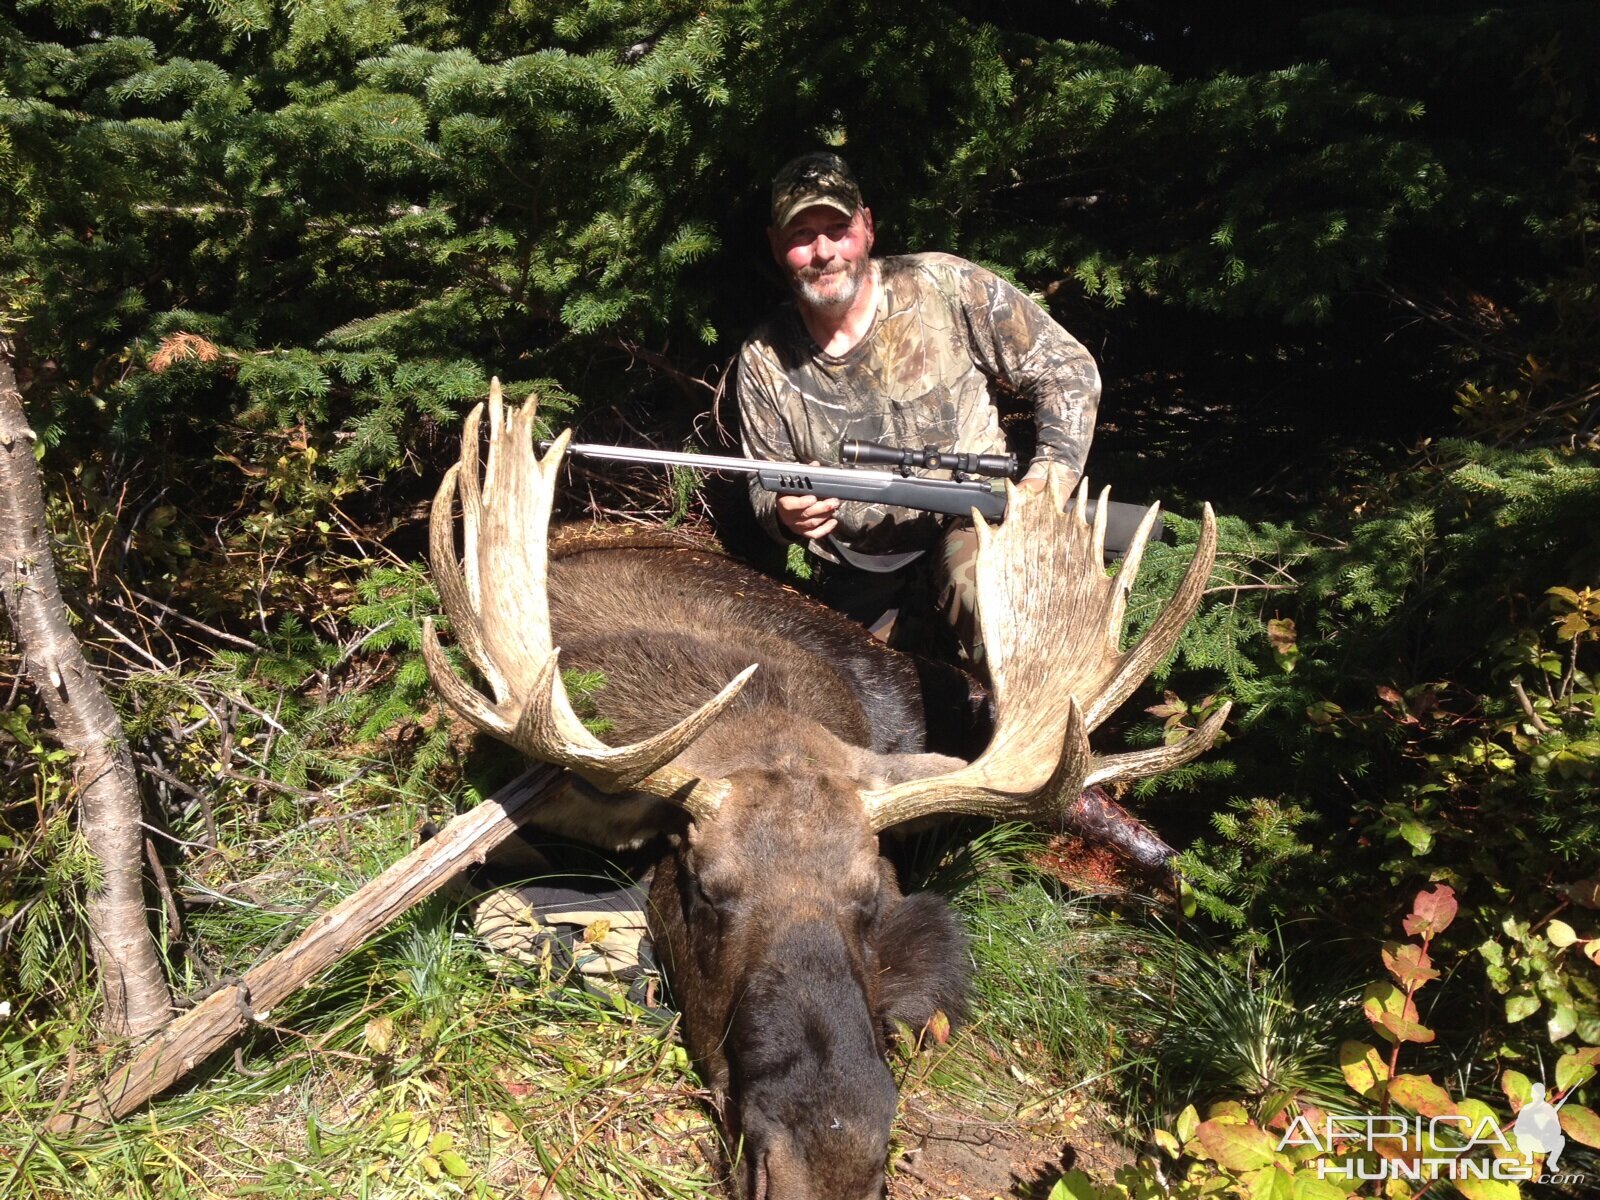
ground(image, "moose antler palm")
xmin=421 ymin=381 xmax=755 ymax=821
xmin=860 ymin=473 xmax=1229 ymax=830
xmin=425 ymin=385 xmax=1228 ymax=829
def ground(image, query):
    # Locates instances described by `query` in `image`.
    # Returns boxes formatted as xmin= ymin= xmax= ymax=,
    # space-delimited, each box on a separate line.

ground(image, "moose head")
xmin=423 ymin=387 xmax=1228 ymax=1199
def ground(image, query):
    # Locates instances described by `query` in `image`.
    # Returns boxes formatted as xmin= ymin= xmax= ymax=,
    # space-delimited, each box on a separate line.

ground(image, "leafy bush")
xmin=1128 ymin=438 xmax=1600 ymax=1065
xmin=1073 ymin=887 xmax=1599 ymax=1200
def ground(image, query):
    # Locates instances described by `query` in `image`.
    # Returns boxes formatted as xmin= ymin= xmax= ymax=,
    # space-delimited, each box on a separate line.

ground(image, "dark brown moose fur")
xmin=544 ymin=528 xmax=971 ymax=1200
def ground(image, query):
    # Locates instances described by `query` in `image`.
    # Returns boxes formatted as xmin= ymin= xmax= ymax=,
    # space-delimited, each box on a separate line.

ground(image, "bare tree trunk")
xmin=0 ymin=340 xmax=173 ymax=1038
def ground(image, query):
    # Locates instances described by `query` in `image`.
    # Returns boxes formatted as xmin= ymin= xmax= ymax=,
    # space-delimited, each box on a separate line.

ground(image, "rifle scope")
xmin=840 ymin=439 xmax=1017 ymax=480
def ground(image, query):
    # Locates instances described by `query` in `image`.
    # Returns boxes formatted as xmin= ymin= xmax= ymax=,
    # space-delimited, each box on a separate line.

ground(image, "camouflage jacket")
xmin=737 ymin=252 xmax=1100 ymax=561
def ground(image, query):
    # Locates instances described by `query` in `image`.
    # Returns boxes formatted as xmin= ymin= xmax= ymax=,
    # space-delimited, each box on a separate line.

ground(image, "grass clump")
xmin=1097 ymin=921 xmax=1361 ymax=1129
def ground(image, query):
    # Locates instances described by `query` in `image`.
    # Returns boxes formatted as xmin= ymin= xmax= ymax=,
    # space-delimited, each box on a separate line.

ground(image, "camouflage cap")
xmin=770 ymin=152 xmax=863 ymax=229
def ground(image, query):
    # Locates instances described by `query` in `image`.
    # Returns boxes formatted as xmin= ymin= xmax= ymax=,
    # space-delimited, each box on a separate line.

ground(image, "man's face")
xmin=769 ymin=205 xmax=875 ymax=316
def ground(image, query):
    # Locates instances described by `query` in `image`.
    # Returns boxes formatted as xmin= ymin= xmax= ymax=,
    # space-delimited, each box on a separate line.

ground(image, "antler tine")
xmin=1089 ymin=481 xmax=1110 ymax=563
xmin=1083 ymin=502 xmax=1217 ymax=729
xmin=426 ymin=461 xmax=505 ymax=700
xmin=862 ymin=469 xmax=1226 ymax=833
xmin=459 ymin=395 xmax=486 ymax=615
xmin=424 ymin=384 xmax=754 ymax=821
xmin=1085 ymin=702 xmax=1232 ymax=789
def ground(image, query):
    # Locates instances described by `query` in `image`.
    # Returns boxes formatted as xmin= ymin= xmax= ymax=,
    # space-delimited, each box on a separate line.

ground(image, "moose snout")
xmin=733 ymin=1020 xmax=899 ymax=1200
xmin=728 ymin=920 xmax=901 ymax=1200
xmin=742 ymin=1109 xmax=892 ymax=1200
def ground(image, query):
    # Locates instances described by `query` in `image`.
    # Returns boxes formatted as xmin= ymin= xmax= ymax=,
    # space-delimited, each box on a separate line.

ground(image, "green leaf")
xmin=1048 ymin=1169 xmax=1102 ymax=1200
xmin=1554 ymin=1048 xmax=1599 ymax=1093
xmin=1195 ymin=1120 xmax=1279 ymax=1172
xmin=1363 ymin=982 xmax=1434 ymax=1043
xmin=1179 ymin=877 xmax=1199 ymax=918
xmin=1175 ymin=1104 xmax=1201 ymax=1145
xmin=1152 ymin=1129 xmax=1182 ymax=1158
xmin=1504 ymin=993 xmax=1540 ymax=1023
xmin=1246 ymin=1164 xmax=1296 ymax=1200
xmin=1291 ymin=1172 xmax=1353 ymax=1200
xmin=1267 ymin=617 xmax=1299 ymax=672
xmin=1548 ymin=1003 xmax=1578 ymax=1041
xmin=1397 ymin=820 xmax=1433 ymax=855
xmin=1339 ymin=1041 xmax=1389 ymax=1099
xmin=1456 ymin=1098 xmax=1500 ymax=1135
xmin=1547 ymin=919 xmax=1578 ymax=948
xmin=437 ymin=1151 xmax=472 ymax=1178
xmin=1456 ymin=1178 xmax=1521 ymax=1200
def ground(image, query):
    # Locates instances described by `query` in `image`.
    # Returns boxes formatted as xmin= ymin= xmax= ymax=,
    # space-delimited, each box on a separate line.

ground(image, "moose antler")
xmin=862 ymin=469 xmax=1229 ymax=831
xmin=422 ymin=383 xmax=754 ymax=820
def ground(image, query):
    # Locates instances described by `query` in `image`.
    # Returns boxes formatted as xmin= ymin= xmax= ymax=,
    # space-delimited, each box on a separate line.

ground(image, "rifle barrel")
xmin=539 ymin=440 xmax=765 ymax=476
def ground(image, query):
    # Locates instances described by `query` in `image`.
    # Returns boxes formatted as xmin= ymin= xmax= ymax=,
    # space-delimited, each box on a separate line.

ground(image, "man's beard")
xmin=794 ymin=256 xmax=871 ymax=316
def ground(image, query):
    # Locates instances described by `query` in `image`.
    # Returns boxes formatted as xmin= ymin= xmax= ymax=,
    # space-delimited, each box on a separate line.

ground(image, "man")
xmin=737 ymin=152 xmax=1102 ymax=658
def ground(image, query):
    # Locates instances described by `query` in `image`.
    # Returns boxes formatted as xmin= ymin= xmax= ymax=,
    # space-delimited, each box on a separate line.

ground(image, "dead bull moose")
xmin=422 ymin=387 xmax=1229 ymax=1200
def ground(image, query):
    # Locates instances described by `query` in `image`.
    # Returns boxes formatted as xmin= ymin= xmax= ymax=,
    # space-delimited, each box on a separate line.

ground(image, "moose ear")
xmin=849 ymin=748 xmax=966 ymax=793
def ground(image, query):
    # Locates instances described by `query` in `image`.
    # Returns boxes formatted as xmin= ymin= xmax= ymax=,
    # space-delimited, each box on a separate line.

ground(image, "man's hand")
xmin=1017 ymin=467 xmax=1079 ymax=496
xmin=776 ymin=492 xmax=841 ymax=540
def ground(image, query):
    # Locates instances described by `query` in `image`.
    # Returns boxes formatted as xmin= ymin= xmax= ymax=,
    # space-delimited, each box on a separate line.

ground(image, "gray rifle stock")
xmin=540 ymin=440 xmax=1158 ymax=559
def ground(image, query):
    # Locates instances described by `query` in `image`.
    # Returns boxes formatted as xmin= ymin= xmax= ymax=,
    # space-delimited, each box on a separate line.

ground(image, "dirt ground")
xmin=887 ymin=1095 xmax=1131 ymax=1200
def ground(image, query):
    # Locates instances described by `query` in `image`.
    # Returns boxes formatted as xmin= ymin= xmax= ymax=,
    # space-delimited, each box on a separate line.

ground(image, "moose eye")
xmin=686 ymin=861 xmax=737 ymax=915
xmin=848 ymin=884 xmax=883 ymax=928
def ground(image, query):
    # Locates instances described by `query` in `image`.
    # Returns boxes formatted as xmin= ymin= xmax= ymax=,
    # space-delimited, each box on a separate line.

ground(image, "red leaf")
xmin=1561 ymin=1104 xmax=1600 ymax=1149
xmin=1403 ymin=885 xmax=1458 ymax=938
xmin=1145 ymin=690 xmax=1186 ymax=720
xmin=1388 ymin=1073 xmax=1456 ymax=1118
xmin=1382 ymin=942 xmax=1440 ymax=990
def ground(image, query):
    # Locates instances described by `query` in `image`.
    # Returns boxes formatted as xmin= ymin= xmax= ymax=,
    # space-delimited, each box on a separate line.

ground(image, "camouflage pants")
xmin=813 ymin=522 xmax=983 ymax=665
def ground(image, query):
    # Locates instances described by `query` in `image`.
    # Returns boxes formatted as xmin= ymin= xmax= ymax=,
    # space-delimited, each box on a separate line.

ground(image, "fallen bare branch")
xmin=47 ymin=764 xmax=564 ymax=1133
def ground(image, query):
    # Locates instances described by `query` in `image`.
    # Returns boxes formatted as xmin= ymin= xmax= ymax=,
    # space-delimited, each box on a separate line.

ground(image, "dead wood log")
xmin=0 ymin=338 xmax=174 ymax=1038
xmin=46 ymin=764 xmax=566 ymax=1134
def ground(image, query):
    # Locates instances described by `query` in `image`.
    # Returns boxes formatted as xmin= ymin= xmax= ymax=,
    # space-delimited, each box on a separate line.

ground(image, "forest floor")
xmin=5 ymin=811 xmax=1152 ymax=1200
xmin=167 ymin=1021 xmax=1132 ymax=1200
xmin=888 ymin=1094 xmax=1131 ymax=1200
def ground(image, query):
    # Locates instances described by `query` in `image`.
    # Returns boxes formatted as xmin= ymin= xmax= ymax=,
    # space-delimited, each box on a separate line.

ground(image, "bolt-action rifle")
xmin=539 ymin=437 xmax=1158 ymax=567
